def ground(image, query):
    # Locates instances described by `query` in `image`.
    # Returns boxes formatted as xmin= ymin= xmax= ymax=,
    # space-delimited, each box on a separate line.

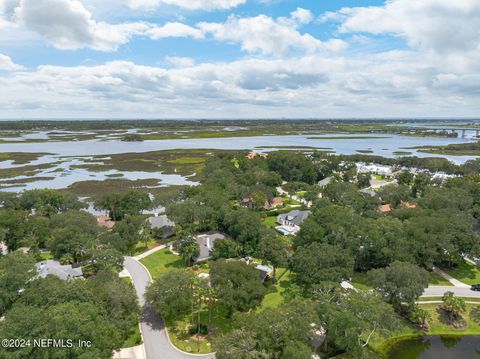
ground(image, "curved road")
xmin=124 ymin=257 xmax=215 ymax=359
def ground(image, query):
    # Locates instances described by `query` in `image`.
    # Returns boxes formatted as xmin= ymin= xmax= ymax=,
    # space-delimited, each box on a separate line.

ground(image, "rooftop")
xmin=36 ymin=260 xmax=83 ymax=281
xmin=278 ymin=210 xmax=311 ymax=226
xmin=378 ymin=204 xmax=392 ymax=213
xmin=195 ymin=232 xmax=226 ymax=261
xmin=148 ymin=215 xmax=175 ymax=229
xmin=96 ymin=214 xmax=115 ymax=229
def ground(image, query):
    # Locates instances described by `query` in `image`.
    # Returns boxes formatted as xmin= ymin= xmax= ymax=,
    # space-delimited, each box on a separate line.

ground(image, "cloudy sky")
xmin=0 ymin=0 xmax=479 ymax=119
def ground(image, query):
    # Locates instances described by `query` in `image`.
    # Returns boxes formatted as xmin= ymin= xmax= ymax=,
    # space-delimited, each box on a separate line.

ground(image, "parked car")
xmin=471 ymin=284 xmax=480 ymax=291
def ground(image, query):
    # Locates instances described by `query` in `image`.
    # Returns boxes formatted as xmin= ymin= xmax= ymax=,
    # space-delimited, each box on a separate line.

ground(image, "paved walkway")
xmin=124 ymin=256 xmax=215 ymax=359
xmin=432 ymin=267 xmax=470 ymax=288
xmin=134 ymin=244 xmax=167 ymax=261
xmin=418 ymin=301 xmax=480 ymax=305
xmin=113 ymin=344 xmax=146 ymax=359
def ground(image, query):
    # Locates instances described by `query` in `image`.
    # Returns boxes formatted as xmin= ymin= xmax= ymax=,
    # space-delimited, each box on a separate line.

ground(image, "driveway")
xmin=432 ymin=267 xmax=470 ymax=288
xmin=422 ymin=286 xmax=480 ymax=298
xmin=124 ymin=257 xmax=215 ymax=359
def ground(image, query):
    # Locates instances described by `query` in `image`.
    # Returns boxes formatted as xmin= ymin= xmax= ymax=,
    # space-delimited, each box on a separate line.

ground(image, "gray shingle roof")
xmin=318 ymin=177 xmax=333 ymax=187
xmin=36 ymin=260 xmax=83 ymax=281
xmin=195 ymin=232 xmax=226 ymax=261
xmin=148 ymin=215 xmax=175 ymax=229
xmin=278 ymin=210 xmax=311 ymax=226
xmin=359 ymin=188 xmax=377 ymax=197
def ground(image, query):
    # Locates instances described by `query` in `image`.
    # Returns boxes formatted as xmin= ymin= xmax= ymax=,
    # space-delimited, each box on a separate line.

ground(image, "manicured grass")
xmin=36 ymin=250 xmax=54 ymax=261
xmin=373 ymin=303 xmax=480 ymax=356
xmin=428 ymin=272 xmax=453 ymax=286
xmin=423 ymin=303 xmax=480 ymax=335
xmin=282 ymin=196 xmax=301 ymax=206
xmin=139 ymin=248 xmax=184 ymax=279
xmin=262 ymin=215 xmax=278 ymax=228
xmin=133 ymin=237 xmax=167 ymax=256
xmin=140 ymin=248 xmax=224 ymax=353
xmin=418 ymin=297 xmax=480 ymax=303
xmin=442 ymin=261 xmax=480 ymax=285
xmin=260 ymin=269 xmax=293 ymax=310
xmin=166 ymin=303 xmax=232 ymax=354
xmin=350 ymin=272 xmax=373 ymax=290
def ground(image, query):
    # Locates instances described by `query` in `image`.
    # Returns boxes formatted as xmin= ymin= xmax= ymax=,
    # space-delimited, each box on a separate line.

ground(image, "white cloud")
xmin=126 ymin=0 xmax=247 ymax=11
xmin=165 ymin=56 xmax=195 ymax=67
xmin=0 ymin=2 xmax=338 ymax=57
xmin=1 ymin=0 xmax=148 ymax=51
xmin=0 ymin=53 xmax=23 ymax=70
xmin=146 ymin=22 xmax=203 ymax=39
xmin=291 ymin=7 xmax=313 ymax=24
xmin=324 ymin=0 xmax=480 ymax=55
xmin=0 ymin=0 xmax=205 ymax=51
xmin=1 ymin=51 xmax=479 ymax=118
xmin=198 ymin=9 xmax=345 ymax=56
xmin=0 ymin=1 xmax=478 ymax=118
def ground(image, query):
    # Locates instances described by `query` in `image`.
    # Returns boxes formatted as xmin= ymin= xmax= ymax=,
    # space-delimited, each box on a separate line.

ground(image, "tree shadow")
xmin=141 ymin=304 xmax=166 ymax=331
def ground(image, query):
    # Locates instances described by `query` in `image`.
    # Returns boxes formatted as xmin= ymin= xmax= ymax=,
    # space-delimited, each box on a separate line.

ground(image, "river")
xmin=0 ymin=133 xmax=477 ymax=192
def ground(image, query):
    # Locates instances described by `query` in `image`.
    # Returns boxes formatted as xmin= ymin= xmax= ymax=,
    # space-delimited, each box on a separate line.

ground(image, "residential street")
xmin=422 ymin=286 xmax=480 ymax=298
xmin=124 ymin=257 xmax=215 ymax=359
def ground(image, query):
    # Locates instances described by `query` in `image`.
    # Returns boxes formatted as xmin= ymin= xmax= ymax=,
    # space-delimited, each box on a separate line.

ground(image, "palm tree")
xmin=206 ymin=287 xmax=216 ymax=326
xmin=192 ymin=277 xmax=209 ymax=352
xmin=442 ymin=291 xmax=466 ymax=323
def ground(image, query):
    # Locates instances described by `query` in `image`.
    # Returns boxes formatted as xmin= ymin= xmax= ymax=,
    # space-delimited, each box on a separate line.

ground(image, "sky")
xmin=0 ymin=0 xmax=479 ymax=119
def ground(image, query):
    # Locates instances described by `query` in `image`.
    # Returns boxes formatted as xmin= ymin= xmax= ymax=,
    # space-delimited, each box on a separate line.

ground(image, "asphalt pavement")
xmin=124 ymin=256 xmax=215 ymax=359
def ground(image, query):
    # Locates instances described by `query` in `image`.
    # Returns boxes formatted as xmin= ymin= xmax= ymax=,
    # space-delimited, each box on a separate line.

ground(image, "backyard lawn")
xmin=260 ymin=269 xmax=293 ymax=310
xmin=442 ymin=261 xmax=480 ymax=285
xmin=139 ymin=248 xmax=184 ymax=279
xmin=262 ymin=215 xmax=278 ymax=228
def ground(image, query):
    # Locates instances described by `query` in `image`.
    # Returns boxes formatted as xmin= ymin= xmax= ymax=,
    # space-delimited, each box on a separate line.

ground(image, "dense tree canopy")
xmin=368 ymin=261 xmax=429 ymax=311
xmin=0 ymin=252 xmax=36 ymax=315
xmin=290 ymin=243 xmax=354 ymax=286
xmin=210 ymin=260 xmax=265 ymax=315
xmin=146 ymin=269 xmax=195 ymax=319
xmin=267 ymin=152 xmax=317 ymax=184
xmin=216 ymin=300 xmax=319 ymax=359
xmin=95 ymin=191 xmax=152 ymax=221
xmin=0 ymin=271 xmax=139 ymax=359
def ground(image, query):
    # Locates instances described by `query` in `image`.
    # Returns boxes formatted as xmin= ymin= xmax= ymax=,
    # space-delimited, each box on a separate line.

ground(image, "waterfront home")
xmin=246 ymin=151 xmax=268 ymax=160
